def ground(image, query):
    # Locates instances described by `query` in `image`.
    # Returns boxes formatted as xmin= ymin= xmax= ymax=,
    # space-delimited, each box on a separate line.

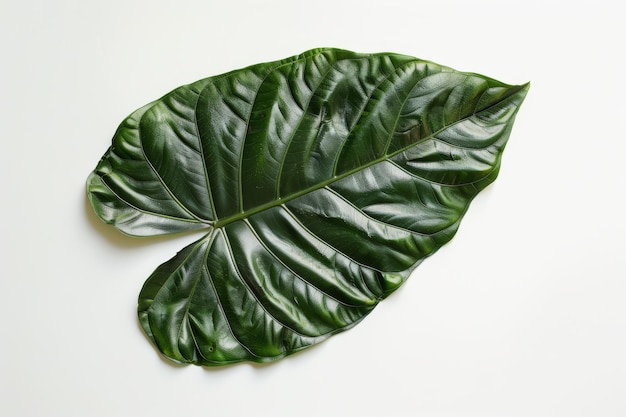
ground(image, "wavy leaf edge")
xmin=87 ymin=47 xmax=529 ymax=366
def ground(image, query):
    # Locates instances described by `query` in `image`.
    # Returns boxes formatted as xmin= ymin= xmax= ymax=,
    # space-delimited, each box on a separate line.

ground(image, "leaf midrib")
xmin=213 ymin=82 xmax=526 ymax=229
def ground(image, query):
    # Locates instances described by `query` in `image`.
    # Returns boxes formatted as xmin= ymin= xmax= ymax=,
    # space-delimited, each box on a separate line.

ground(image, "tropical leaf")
xmin=87 ymin=48 xmax=528 ymax=366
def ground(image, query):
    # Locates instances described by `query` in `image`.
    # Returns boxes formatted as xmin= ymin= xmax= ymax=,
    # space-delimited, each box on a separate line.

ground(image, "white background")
xmin=1 ymin=0 xmax=625 ymax=416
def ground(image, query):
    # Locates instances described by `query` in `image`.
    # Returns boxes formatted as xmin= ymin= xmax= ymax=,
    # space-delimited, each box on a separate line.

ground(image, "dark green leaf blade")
xmin=138 ymin=228 xmax=379 ymax=365
xmin=88 ymin=48 xmax=528 ymax=366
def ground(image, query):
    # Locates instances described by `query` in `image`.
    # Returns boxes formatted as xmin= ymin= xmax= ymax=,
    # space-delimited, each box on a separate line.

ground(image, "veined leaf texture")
xmin=87 ymin=48 xmax=529 ymax=366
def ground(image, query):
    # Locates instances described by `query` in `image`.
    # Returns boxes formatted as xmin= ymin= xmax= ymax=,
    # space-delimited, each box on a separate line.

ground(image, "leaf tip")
xmin=517 ymin=81 xmax=531 ymax=99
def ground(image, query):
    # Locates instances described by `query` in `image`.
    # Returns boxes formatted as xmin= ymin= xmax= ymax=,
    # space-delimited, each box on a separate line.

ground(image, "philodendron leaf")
xmin=87 ymin=48 xmax=528 ymax=366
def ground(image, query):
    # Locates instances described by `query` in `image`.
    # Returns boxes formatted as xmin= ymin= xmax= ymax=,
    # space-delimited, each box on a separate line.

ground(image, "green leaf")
xmin=87 ymin=48 xmax=528 ymax=366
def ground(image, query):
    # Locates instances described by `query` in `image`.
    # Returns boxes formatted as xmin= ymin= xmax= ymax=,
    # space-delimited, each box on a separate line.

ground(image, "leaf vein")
xmin=275 ymin=53 xmax=336 ymax=198
xmin=175 ymin=237 xmax=210 ymax=362
xmin=323 ymin=186 xmax=434 ymax=237
xmin=136 ymin=105 xmax=207 ymax=223
xmin=244 ymin=218 xmax=370 ymax=308
xmin=331 ymin=59 xmax=416 ymax=176
xmin=386 ymin=158 xmax=497 ymax=188
xmin=99 ymin=175 xmax=208 ymax=225
xmin=192 ymin=86 xmax=218 ymax=221
xmin=214 ymin=84 xmax=522 ymax=229
xmin=237 ymin=55 xmax=316 ymax=213
xmin=221 ymin=226 xmax=312 ymax=339
xmin=202 ymin=259 xmax=261 ymax=360
xmin=281 ymin=204 xmax=385 ymax=275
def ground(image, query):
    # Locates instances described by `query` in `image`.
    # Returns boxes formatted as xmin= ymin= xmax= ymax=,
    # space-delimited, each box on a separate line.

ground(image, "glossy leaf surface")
xmin=87 ymin=48 xmax=528 ymax=366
